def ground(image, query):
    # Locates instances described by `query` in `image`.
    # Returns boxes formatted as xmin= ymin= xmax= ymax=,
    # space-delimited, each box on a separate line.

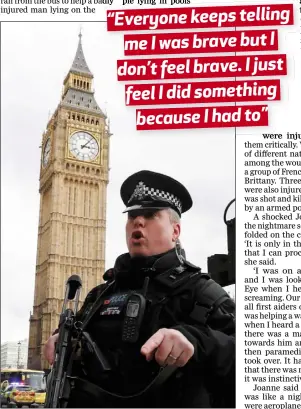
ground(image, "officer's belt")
xmin=68 ymin=364 xmax=177 ymax=401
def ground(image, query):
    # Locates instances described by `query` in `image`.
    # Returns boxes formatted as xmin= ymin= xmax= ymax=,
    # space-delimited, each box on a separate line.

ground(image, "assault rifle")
xmin=207 ymin=199 xmax=235 ymax=287
xmin=44 ymin=275 xmax=82 ymax=408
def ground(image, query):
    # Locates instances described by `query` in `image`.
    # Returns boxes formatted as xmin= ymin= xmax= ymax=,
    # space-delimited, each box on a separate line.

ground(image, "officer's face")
xmin=126 ymin=209 xmax=180 ymax=257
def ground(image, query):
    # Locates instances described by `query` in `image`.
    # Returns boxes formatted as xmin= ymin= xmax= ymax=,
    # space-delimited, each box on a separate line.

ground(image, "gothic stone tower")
xmin=28 ymin=33 xmax=110 ymax=370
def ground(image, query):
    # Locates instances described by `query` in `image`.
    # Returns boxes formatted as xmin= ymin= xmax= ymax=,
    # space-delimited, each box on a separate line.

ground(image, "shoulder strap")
xmin=79 ymin=280 xmax=116 ymax=331
xmin=189 ymin=277 xmax=231 ymax=325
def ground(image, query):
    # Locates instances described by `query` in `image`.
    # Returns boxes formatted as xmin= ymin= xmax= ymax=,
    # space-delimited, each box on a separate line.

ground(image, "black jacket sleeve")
xmin=173 ymin=293 xmax=235 ymax=377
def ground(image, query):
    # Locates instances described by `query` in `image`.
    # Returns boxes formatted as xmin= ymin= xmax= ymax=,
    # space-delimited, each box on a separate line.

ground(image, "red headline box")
xmin=136 ymin=105 xmax=269 ymax=130
xmin=124 ymin=29 xmax=278 ymax=56
xmin=117 ymin=54 xmax=287 ymax=81
xmin=107 ymin=4 xmax=294 ymax=31
xmin=125 ymin=79 xmax=281 ymax=106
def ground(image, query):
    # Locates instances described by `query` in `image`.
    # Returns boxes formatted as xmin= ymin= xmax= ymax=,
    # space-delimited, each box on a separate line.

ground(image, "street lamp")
xmin=17 ymin=341 xmax=21 ymax=369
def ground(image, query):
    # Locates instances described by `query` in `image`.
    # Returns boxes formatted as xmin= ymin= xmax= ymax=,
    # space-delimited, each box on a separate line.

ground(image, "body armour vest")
xmin=79 ymin=249 xmax=188 ymax=397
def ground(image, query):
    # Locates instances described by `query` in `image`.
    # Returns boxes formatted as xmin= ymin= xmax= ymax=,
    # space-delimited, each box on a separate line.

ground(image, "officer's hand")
xmin=43 ymin=333 xmax=59 ymax=365
xmin=141 ymin=328 xmax=194 ymax=367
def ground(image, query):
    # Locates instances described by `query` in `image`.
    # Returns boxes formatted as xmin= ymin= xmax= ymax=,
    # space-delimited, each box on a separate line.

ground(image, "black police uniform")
xmin=67 ymin=248 xmax=235 ymax=408
xmin=62 ymin=171 xmax=235 ymax=408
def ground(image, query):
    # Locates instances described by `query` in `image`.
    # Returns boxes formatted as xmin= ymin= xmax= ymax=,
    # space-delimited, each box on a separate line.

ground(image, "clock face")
xmin=69 ymin=131 xmax=99 ymax=162
xmin=43 ymin=138 xmax=51 ymax=167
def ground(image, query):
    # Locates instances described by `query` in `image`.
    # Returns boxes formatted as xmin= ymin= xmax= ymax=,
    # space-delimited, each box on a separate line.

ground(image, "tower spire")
xmin=70 ymin=29 xmax=92 ymax=77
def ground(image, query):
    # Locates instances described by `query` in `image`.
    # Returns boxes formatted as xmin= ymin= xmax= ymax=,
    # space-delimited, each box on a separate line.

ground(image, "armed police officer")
xmin=44 ymin=170 xmax=235 ymax=408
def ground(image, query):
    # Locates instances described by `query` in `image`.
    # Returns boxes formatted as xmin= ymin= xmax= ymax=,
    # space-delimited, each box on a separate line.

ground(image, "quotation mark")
xmin=107 ymin=11 xmax=115 ymax=18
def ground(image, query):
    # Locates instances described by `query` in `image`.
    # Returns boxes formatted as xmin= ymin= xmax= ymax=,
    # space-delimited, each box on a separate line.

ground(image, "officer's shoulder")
xmin=85 ymin=277 xmax=112 ymax=301
xmin=183 ymin=259 xmax=232 ymax=303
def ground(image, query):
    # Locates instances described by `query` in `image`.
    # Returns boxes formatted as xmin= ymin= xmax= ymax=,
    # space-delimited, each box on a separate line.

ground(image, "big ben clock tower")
xmin=28 ymin=33 xmax=111 ymax=370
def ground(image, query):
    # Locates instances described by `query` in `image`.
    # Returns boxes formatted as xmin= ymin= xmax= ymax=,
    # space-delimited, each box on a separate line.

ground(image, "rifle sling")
xmin=68 ymin=364 xmax=177 ymax=401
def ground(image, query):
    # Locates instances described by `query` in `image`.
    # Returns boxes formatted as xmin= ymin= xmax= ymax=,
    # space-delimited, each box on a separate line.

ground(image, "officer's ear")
xmin=172 ymin=223 xmax=181 ymax=242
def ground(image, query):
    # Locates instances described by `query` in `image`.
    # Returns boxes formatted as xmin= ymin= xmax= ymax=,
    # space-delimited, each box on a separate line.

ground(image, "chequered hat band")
xmin=128 ymin=181 xmax=182 ymax=214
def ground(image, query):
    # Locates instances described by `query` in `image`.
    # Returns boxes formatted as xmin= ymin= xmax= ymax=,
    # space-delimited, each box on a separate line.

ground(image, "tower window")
xmin=72 ymin=114 xmax=75 ymax=120
xmin=73 ymin=94 xmax=75 ymax=99
xmin=91 ymin=119 xmax=94 ymax=124
xmin=82 ymin=117 xmax=85 ymax=122
xmin=77 ymin=115 xmax=80 ymax=121
xmin=96 ymin=120 xmax=99 ymax=126
xmin=86 ymin=118 xmax=89 ymax=123
xmin=73 ymin=80 xmax=76 ymax=86
xmin=81 ymin=97 xmax=84 ymax=101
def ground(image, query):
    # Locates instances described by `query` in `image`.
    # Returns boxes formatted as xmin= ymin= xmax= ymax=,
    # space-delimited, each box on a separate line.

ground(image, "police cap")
xmin=120 ymin=170 xmax=192 ymax=217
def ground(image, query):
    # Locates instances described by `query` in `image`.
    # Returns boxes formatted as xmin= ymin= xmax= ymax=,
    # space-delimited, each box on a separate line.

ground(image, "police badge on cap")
xmin=120 ymin=170 xmax=193 ymax=217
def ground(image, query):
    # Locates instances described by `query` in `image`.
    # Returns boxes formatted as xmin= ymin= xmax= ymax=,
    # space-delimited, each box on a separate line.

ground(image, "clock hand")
xmin=81 ymin=138 xmax=93 ymax=149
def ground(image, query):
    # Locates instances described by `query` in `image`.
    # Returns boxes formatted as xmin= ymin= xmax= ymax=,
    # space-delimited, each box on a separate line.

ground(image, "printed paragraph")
xmin=243 ymin=131 xmax=301 ymax=407
xmin=0 ymin=0 xmax=111 ymax=16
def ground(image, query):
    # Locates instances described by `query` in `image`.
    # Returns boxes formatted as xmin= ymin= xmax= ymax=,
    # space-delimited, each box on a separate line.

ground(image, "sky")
xmin=1 ymin=21 xmax=236 ymax=343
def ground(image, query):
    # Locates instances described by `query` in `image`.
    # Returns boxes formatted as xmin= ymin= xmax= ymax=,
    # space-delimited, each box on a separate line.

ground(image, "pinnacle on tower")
xmin=70 ymin=30 xmax=93 ymax=77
